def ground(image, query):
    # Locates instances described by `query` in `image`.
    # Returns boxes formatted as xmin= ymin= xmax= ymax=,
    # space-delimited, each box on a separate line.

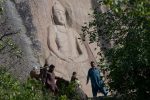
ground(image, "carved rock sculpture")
xmin=47 ymin=1 xmax=88 ymax=63
xmin=1 ymin=0 xmax=101 ymax=96
xmin=46 ymin=1 xmax=92 ymax=96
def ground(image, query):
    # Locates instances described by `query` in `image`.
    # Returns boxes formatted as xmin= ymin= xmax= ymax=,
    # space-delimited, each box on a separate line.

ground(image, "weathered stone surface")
xmin=0 ymin=0 xmax=102 ymax=96
xmin=0 ymin=0 xmax=40 ymax=80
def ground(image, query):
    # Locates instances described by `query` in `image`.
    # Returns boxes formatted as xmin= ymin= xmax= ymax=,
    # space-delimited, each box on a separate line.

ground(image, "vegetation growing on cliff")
xmin=0 ymin=68 xmax=83 ymax=100
xmin=0 ymin=68 xmax=53 ymax=100
xmin=83 ymin=0 xmax=150 ymax=99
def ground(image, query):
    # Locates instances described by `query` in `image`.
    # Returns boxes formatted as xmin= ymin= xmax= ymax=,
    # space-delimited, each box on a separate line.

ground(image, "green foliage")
xmin=57 ymin=82 xmax=80 ymax=100
xmin=83 ymin=0 xmax=150 ymax=99
xmin=57 ymin=95 xmax=68 ymax=100
xmin=0 ymin=37 xmax=22 ymax=58
xmin=65 ymin=83 xmax=79 ymax=100
xmin=0 ymin=69 xmax=53 ymax=100
xmin=0 ymin=68 xmax=81 ymax=100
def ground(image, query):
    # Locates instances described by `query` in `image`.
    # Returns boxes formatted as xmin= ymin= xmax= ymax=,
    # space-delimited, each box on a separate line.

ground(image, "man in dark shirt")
xmin=87 ymin=61 xmax=108 ymax=97
xmin=39 ymin=64 xmax=49 ymax=84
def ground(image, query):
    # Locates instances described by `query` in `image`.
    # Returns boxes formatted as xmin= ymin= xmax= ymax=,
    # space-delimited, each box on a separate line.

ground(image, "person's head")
xmin=52 ymin=1 xmax=66 ymax=25
xmin=72 ymin=71 xmax=77 ymax=76
xmin=40 ymin=67 xmax=43 ymax=71
xmin=43 ymin=63 xmax=49 ymax=70
xmin=48 ymin=64 xmax=55 ymax=72
xmin=44 ymin=63 xmax=49 ymax=67
xmin=32 ymin=66 xmax=38 ymax=71
xmin=90 ymin=61 xmax=95 ymax=68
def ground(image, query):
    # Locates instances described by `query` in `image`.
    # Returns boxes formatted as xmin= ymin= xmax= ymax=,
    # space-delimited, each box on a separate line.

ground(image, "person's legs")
xmin=54 ymin=85 xmax=59 ymax=95
xmin=92 ymin=86 xmax=98 ymax=97
xmin=98 ymin=86 xmax=108 ymax=96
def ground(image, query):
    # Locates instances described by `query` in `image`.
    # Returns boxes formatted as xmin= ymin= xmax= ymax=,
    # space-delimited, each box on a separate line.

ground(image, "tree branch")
xmin=0 ymin=30 xmax=20 ymax=40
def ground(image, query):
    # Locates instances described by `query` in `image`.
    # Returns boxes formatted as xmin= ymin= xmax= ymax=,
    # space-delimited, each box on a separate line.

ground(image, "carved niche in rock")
xmin=47 ymin=0 xmax=88 ymax=63
xmin=45 ymin=1 xmax=92 ymax=96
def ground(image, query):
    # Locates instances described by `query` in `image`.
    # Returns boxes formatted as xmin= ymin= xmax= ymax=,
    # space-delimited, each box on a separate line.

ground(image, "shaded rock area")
xmin=0 ymin=0 xmax=40 ymax=80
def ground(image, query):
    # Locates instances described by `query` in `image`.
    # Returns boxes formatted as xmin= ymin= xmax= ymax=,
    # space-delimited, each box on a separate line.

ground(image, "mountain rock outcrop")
xmin=0 ymin=0 xmax=101 ymax=96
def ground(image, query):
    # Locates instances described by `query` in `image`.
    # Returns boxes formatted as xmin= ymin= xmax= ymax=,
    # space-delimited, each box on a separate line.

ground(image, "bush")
xmin=0 ymin=68 xmax=83 ymax=100
xmin=0 ymin=68 xmax=53 ymax=100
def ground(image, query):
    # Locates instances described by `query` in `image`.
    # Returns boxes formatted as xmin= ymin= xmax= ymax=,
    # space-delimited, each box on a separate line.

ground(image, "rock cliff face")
xmin=1 ymin=0 xmax=100 ymax=96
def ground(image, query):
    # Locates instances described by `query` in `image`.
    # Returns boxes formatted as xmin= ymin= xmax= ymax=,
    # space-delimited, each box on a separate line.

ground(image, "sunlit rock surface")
xmin=1 ymin=0 xmax=103 ymax=96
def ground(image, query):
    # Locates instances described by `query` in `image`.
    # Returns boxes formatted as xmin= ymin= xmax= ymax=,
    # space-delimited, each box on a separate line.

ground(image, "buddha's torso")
xmin=55 ymin=25 xmax=79 ymax=58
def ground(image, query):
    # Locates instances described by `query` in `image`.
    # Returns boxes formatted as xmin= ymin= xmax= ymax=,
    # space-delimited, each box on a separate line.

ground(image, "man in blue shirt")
xmin=86 ymin=61 xmax=108 ymax=97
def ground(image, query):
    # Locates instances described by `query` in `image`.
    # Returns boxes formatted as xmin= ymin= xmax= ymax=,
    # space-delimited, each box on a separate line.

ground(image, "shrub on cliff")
xmin=0 ymin=68 xmax=54 ymax=100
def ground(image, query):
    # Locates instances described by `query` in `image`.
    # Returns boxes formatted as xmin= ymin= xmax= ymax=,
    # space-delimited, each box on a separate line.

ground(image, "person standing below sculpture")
xmin=70 ymin=71 xmax=88 ymax=100
xmin=47 ymin=0 xmax=88 ymax=63
xmin=86 ymin=61 xmax=108 ymax=97
xmin=30 ymin=67 xmax=39 ymax=80
xmin=39 ymin=64 xmax=49 ymax=84
xmin=46 ymin=64 xmax=59 ymax=95
xmin=71 ymin=71 xmax=81 ymax=87
xmin=71 ymin=72 xmax=78 ymax=82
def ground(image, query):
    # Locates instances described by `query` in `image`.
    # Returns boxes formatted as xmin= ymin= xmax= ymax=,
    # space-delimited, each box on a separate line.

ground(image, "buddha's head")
xmin=52 ymin=1 xmax=66 ymax=25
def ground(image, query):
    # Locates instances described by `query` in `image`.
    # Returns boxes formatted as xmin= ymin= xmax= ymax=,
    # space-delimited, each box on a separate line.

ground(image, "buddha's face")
xmin=54 ymin=9 xmax=66 ymax=25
